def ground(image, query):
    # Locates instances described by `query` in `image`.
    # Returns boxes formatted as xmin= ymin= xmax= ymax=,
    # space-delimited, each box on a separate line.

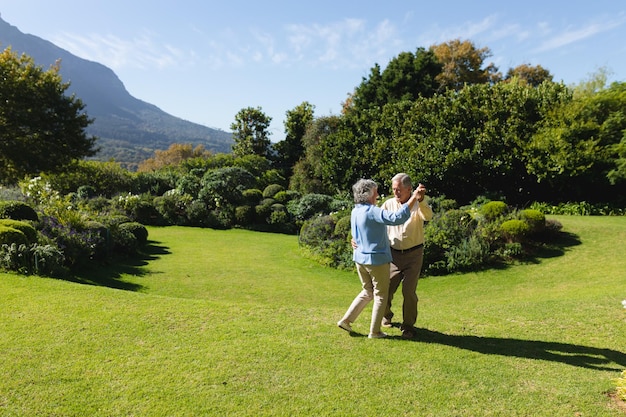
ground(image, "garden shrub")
xmin=273 ymin=190 xmax=299 ymax=204
xmin=235 ymin=205 xmax=255 ymax=225
xmin=118 ymin=222 xmax=149 ymax=245
xmin=425 ymin=209 xmax=477 ymax=256
xmin=287 ymin=193 xmax=334 ymax=221
xmin=0 ymin=200 xmax=38 ymax=221
xmin=76 ymin=185 xmax=97 ymax=199
xmin=38 ymin=216 xmax=104 ymax=267
xmin=111 ymin=226 xmax=139 ymax=254
xmin=1 ymin=243 xmax=66 ymax=277
xmin=263 ymin=184 xmax=284 ymax=199
xmin=0 ymin=226 xmax=28 ymax=246
xmin=299 ymin=215 xmax=352 ymax=269
xmin=299 ymin=215 xmax=336 ymax=247
xmin=479 ymin=201 xmax=508 ymax=220
xmin=185 ymin=199 xmax=211 ymax=227
xmin=333 ymin=215 xmax=351 ymax=241
xmin=154 ymin=192 xmax=193 ymax=225
xmin=242 ymin=189 xmax=263 ymax=206
xmin=0 ymin=219 xmax=37 ymax=244
xmin=255 ymin=198 xmax=274 ymax=223
xmin=500 ymin=219 xmax=530 ymax=243
xmin=445 ymin=235 xmax=491 ymax=272
xmin=520 ymin=209 xmax=546 ymax=234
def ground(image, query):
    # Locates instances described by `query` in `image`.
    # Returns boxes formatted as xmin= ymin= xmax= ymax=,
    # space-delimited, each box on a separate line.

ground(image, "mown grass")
xmin=1 ymin=216 xmax=625 ymax=416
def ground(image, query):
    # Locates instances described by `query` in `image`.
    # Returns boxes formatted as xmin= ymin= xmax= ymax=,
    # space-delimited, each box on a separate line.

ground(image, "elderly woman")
xmin=337 ymin=179 xmax=422 ymax=338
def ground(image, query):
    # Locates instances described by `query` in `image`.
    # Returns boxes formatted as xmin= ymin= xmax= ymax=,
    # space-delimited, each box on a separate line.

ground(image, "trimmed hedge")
xmin=0 ymin=201 xmax=38 ymax=221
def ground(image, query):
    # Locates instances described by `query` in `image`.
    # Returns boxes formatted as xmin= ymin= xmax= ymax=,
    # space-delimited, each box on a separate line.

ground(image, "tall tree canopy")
xmin=0 ymin=48 xmax=97 ymax=184
xmin=274 ymin=101 xmax=315 ymax=177
xmin=348 ymin=48 xmax=442 ymax=112
xmin=230 ymin=106 xmax=272 ymax=159
xmin=430 ymin=39 xmax=501 ymax=91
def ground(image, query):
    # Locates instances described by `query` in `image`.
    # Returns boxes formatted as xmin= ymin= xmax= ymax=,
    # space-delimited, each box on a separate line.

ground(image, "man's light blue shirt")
xmin=351 ymin=202 xmax=411 ymax=266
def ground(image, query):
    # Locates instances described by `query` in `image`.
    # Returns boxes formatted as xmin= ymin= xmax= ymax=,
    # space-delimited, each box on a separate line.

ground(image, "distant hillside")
xmin=0 ymin=15 xmax=233 ymax=170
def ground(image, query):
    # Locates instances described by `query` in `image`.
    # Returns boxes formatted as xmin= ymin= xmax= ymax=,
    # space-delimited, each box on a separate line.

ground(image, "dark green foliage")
xmin=235 ymin=205 xmax=255 ymax=225
xmin=242 ymin=189 xmax=263 ymax=206
xmin=423 ymin=209 xmax=478 ymax=274
xmin=479 ymin=201 xmax=509 ymax=220
xmin=520 ymin=209 xmax=546 ymax=234
xmin=263 ymin=184 xmax=285 ymax=199
xmin=118 ymin=222 xmax=149 ymax=245
xmin=76 ymin=185 xmax=96 ymax=199
xmin=287 ymin=193 xmax=334 ymax=221
xmin=0 ymin=226 xmax=28 ymax=246
xmin=445 ymin=235 xmax=491 ymax=273
xmin=333 ymin=215 xmax=351 ymax=241
xmin=185 ymin=200 xmax=211 ymax=227
xmin=0 ymin=49 xmax=97 ymax=184
xmin=0 ymin=243 xmax=65 ymax=276
xmin=0 ymin=219 xmax=37 ymax=243
xmin=299 ymin=214 xmax=353 ymax=269
xmin=500 ymin=219 xmax=530 ymax=243
xmin=0 ymin=200 xmax=38 ymax=221
xmin=153 ymin=192 xmax=192 ymax=225
xmin=273 ymin=190 xmax=299 ymax=204
xmin=299 ymin=215 xmax=336 ymax=247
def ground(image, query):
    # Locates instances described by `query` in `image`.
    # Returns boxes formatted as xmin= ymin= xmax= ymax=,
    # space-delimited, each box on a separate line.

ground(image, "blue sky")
xmin=1 ymin=1 xmax=625 ymax=141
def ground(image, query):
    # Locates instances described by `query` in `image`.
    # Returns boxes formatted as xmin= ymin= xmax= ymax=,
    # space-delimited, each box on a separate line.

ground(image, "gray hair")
xmin=392 ymin=173 xmax=412 ymax=189
xmin=352 ymin=179 xmax=378 ymax=204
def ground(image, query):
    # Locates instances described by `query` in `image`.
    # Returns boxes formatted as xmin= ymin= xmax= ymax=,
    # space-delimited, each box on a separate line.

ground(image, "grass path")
xmin=1 ymin=216 xmax=625 ymax=416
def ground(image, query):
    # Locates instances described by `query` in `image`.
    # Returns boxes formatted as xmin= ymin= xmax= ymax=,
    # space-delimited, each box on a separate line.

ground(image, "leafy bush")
xmin=1 ymin=243 xmax=67 ymax=277
xmin=263 ymin=184 xmax=285 ymax=199
xmin=242 ymin=189 xmax=263 ymax=206
xmin=0 ymin=220 xmax=37 ymax=243
xmin=445 ymin=235 xmax=491 ymax=272
xmin=0 ymin=226 xmax=28 ymax=246
xmin=118 ymin=222 xmax=149 ymax=245
xmin=299 ymin=215 xmax=336 ymax=247
xmin=0 ymin=200 xmax=38 ymax=221
xmin=38 ymin=216 xmax=104 ymax=267
xmin=520 ymin=209 xmax=546 ymax=234
xmin=500 ymin=219 xmax=530 ymax=243
xmin=235 ymin=205 xmax=255 ymax=225
xmin=479 ymin=201 xmax=508 ymax=220
xmin=111 ymin=226 xmax=138 ymax=254
xmin=153 ymin=192 xmax=193 ymax=225
xmin=287 ymin=193 xmax=334 ymax=221
xmin=424 ymin=209 xmax=477 ymax=270
xmin=76 ymin=185 xmax=97 ymax=199
xmin=273 ymin=190 xmax=299 ymax=204
xmin=185 ymin=200 xmax=211 ymax=227
xmin=299 ymin=215 xmax=352 ymax=269
xmin=333 ymin=215 xmax=351 ymax=241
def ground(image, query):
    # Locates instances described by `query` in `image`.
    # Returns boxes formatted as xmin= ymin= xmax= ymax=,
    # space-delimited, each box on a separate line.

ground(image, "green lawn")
xmin=1 ymin=216 xmax=625 ymax=416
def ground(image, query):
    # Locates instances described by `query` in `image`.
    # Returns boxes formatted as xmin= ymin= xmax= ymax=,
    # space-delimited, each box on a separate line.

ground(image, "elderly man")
xmin=380 ymin=173 xmax=433 ymax=339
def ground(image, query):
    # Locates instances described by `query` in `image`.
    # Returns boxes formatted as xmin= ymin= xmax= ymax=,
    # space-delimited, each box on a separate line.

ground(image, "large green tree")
xmin=274 ymin=101 xmax=315 ymax=177
xmin=230 ymin=106 xmax=272 ymax=159
xmin=0 ymin=48 xmax=97 ymax=184
xmin=348 ymin=48 xmax=442 ymax=112
xmin=430 ymin=39 xmax=501 ymax=91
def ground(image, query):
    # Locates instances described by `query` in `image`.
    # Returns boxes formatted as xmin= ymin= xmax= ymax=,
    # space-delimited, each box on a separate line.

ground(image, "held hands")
xmin=415 ymin=183 xmax=426 ymax=202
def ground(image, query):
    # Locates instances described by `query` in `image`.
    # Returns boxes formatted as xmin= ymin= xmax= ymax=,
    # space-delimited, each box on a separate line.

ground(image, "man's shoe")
xmin=368 ymin=332 xmax=388 ymax=339
xmin=401 ymin=328 xmax=417 ymax=339
xmin=337 ymin=320 xmax=352 ymax=333
xmin=381 ymin=317 xmax=393 ymax=328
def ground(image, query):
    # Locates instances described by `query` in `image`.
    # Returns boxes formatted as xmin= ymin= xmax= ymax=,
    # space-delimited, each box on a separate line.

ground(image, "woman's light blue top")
xmin=351 ymin=202 xmax=410 ymax=265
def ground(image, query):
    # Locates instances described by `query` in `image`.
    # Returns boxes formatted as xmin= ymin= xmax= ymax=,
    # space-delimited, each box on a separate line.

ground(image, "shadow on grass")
xmin=67 ymin=240 xmax=171 ymax=291
xmin=399 ymin=328 xmax=626 ymax=371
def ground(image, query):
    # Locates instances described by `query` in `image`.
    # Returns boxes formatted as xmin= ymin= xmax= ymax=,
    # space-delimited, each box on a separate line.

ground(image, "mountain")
xmin=0 ymin=15 xmax=233 ymax=170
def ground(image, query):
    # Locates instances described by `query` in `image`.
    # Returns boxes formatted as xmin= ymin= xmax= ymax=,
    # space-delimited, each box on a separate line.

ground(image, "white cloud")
xmin=534 ymin=15 xmax=626 ymax=52
xmin=51 ymin=30 xmax=191 ymax=71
